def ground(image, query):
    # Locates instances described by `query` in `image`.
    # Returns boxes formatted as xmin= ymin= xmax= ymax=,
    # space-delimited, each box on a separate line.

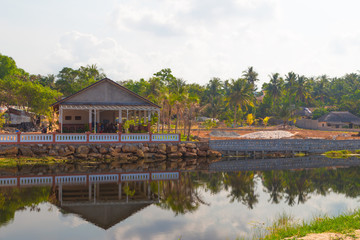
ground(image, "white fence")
xmin=0 ymin=171 xmax=180 ymax=187
xmin=0 ymin=133 xmax=180 ymax=144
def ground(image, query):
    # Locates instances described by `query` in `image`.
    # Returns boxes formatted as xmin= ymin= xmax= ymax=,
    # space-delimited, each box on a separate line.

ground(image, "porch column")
xmin=144 ymin=110 xmax=147 ymax=124
xmin=94 ymin=109 xmax=97 ymax=133
xmin=60 ymin=106 xmax=63 ymax=133
xmin=118 ymin=109 xmax=122 ymax=132
xmin=88 ymin=109 xmax=92 ymax=132
xmin=157 ymin=110 xmax=160 ymax=133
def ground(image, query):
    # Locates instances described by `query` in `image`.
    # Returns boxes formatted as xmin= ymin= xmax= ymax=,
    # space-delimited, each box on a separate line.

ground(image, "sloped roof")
xmin=318 ymin=111 xmax=360 ymax=124
xmin=51 ymin=78 xmax=160 ymax=109
xmin=60 ymin=202 xmax=152 ymax=230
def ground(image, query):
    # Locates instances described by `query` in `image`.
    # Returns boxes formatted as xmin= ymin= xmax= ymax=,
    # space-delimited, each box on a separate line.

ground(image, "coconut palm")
xmin=226 ymin=78 xmax=254 ymax=127
xmin=264 ymin=73 xmax=283 ymax=108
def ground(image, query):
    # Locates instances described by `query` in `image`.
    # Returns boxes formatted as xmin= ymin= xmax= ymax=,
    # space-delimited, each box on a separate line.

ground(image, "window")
xmin=75 ymin=116 xmax=82 ymax=120
xmin=65 ymin=116 xmax=71 ymax=120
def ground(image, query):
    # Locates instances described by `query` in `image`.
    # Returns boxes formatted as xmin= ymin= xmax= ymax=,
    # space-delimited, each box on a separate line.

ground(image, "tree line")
xmin=1 ymin=52 xmax=360 ymax=132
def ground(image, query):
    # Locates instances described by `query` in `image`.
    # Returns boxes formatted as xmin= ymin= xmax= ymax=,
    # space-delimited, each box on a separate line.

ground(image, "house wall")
xmin=100 ymin=110 xmax=116 ymax=123
xmin=9 ymin=113 xmax=31 ymax=124
xmin=66 ymin=81 xmax=148 ymax=105
xmin=62 ymin=109 xmax=89 ymax=124
xmin=296 ymin=119 xmax=360 ymax=132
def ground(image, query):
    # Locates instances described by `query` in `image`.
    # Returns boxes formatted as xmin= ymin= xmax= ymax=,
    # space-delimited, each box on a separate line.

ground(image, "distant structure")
xmin=296 ymin=111 xmax=360 ymax=131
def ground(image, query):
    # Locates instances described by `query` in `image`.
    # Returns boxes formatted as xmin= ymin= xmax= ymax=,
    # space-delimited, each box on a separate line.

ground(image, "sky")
xmin=1 ymin=0 xmax=360 ymax=88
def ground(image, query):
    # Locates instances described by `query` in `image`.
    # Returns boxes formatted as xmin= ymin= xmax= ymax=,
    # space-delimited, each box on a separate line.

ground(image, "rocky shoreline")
xmin=0 ymin=142 xmax=222 ymax=161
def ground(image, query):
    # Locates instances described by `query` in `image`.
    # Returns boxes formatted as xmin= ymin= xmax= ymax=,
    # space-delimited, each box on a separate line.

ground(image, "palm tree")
xmin=242 ymin=66 xmax=259 ymax=86
xmin=294 ymin=75 xmax=312 ymax=105
xmin=284 ymin=72 xmax=297 ymax=106
xmin=264 ymin=73 xmax=283 ymax=108
xmin=226 ymin=78 xmax=254 ymax=127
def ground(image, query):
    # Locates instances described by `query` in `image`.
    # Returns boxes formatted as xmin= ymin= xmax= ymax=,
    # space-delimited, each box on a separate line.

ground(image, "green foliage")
xmin=202 ymin=119 xmax=217 ymax=130
xmin=312 ymin=108 xmax=330 ymax=120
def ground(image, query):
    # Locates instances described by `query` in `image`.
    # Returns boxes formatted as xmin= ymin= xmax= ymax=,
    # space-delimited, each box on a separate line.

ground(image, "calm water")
xmin=1 ymin=157 xmax=360 ymax=240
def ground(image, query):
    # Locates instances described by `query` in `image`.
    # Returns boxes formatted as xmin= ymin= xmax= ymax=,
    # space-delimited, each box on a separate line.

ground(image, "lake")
xmin=0 ymin=156 xmax=360 ymax=240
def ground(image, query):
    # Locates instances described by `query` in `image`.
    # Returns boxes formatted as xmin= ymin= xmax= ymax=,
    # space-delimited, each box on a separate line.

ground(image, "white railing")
xmin=89 ymin=174 xmax=118 ymax=183
xmin=0 ymin=133 xmax=180 ymax=144
xmin=21 ymin=134 xmax=53 ymax=143
xmin=0 ymin=178 xmax=17 ymax=186
xmin=89 ymin=134 xmax=119 ymax=142
xmin=55 ymin=134 xmax=87 ymax=143
xmin=151 ymin=172 xmax=179 ymax=180
xmin=20 ymin=177 xmax=53 ymax=186
xmin=121 ymin=134 xmax=150 ymax=142
xmin=152 ymin=134 xmax=180 ymax=142
xmin=0 ymin=134 xmax=17 ymax=143
xmin=121 ymin=173 xmax=150 ymax=181
xmin=55 ymin=175 xmax=87 ymax=184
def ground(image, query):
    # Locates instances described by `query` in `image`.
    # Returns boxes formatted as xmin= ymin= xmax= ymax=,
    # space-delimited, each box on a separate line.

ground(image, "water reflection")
xmin=1 ymin=156 xmax=360 ymax=238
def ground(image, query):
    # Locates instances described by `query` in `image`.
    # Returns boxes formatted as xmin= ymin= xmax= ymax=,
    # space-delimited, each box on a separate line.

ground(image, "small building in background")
xmin=317 ymin=111 xmax=360 ymax=129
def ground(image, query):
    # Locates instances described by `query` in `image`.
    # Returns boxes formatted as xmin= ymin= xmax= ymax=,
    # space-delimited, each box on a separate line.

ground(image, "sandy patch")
xmin=286 ymin=230 xmax=360 ymax=239
xmin=239 ymin=130 xmax=294 ymax=139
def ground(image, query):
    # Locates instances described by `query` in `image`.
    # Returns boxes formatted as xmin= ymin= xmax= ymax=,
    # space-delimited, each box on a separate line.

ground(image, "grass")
xmin=262 ymin=209 xmax=360 ymax=239
xmin=235 ymin=209 xmax=360 ymax=240
xmin=324 ymin=150 xmax=357 ymax=158
xmin=0 ymin=156 xmax=63 ymax=168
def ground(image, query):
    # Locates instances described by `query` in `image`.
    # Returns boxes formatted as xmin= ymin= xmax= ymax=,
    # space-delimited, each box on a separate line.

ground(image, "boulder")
xmin=157 ymin=150 xmax=167 ymax=155
xmin=118 ymin=153 xmax=132 ymax=160
xmin=184 ymin=152 xmax=197 ymax=158
xmin=167 ymin=145 xmax=178 ymax=153
xmin=68 ymin=145 xmax=76 ymax=152
xmin=144 ymin=153 xmax=155 ymax=159
xmin=185 ymin=142 xmax=197 ymax=148
xmin=207 ymin=150 xmax=222 ymax=158
xmin=199 ymin=144 xmax=209 ymax=151
xmin=19 ymin=147 xmax=34 ymax=157
xmin=48 ymin=149 xmax=58 ymax=156
xmin=99 ymin=147 xmax=108 ymax=154
xmin=77 ymin=145 xmax=90 ymax=154
xmin=89 ymin=153 xmax=103 ymax=159
xmin=197 ymin=150 xmax=207 ymax=157
xmin=158 ymin=143 xmax=167 ymax=152
xmin=178 ymin=147 xmax=187 ymax=153
xmin=168 ymin=152 xmax=182 ymax=158
xmin=137 ymin=149 xmax=144 ymax=158
xmin=155 ymin=154 xmax=167 ymax=160
xmin=122 ymin=145 xmax=138 ymax=153
xmin=75 ymin=153 xmax=88 ymax=159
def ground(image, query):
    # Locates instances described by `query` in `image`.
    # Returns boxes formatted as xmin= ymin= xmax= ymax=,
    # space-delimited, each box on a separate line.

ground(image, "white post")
xmin=94 ymin=109 xmax=97 ymax=133
xmin=119 ymin=110 xmax=122 ymax=123
xmin=148 ymin=111 xmax=151 ymax=122
xmin=60 ymin=106 xmax=63 ymax=133
xmin=126 ymin=110 xmax=129 ymax=121
xmin=157 ymin=110 xmax=160 ymax=132
xmin=89 ymin=109 xmax=92 ymax=132
xmin=144 ymin=110 xmax=146 ymax=124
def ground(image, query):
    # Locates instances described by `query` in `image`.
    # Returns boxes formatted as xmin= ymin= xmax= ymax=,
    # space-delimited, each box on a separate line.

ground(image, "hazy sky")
xmin=1 ymin=0 xmax=360 ymax=87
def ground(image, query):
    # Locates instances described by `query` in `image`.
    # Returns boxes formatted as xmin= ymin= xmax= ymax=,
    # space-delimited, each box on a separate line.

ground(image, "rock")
xmin=179 ymin=147 xmax=187 ymax=153
xmin=48 ymin=149 xmax=58 ymax=156
xmin=119 ymin=153 xmax=132 ymax=160
xmin=184 ymin=152 xmax=197 ymax=158
xmin=199 ymin=144 xmax=209 ymax=151
xmin=167 ymin=145 xmax=178 ymax=153
xmin=68 ymin=145 xmax=76 ymax=152
xmin=158 ymin=143 xmax=167 ymax=152
xmin=99 ymin=147 xmax=108 ymax=154
xmin=105 ymin=154 xmax=112 ymax=159
xmin=142 ymin=146 xmax=149 ymax=152
xmin=33 ymin=147 xmax=48 ymax=155
xmin=197 ymin=150 xmax=207 ymax=157
xmin=207 ymin=150 xmax=222 ymax=158
xmin=149 ymin=147 xmax=157 ymax=153
xmin=137 ymin=149 xmax=144 ymax=158
xmin=110 ymin=150 xmax=120 ymax=157
xmin=168 ymin=152 xmax=182 ymax=158
xmin=178 ymin=143 xmax=185 ymax=147
xmin=144 ymin=153 xmax=155 ymax=159
xmin=0 ymin=146 xmax=18 ymax=156
xmin=88 ymin=153 xmax=103 ymax=159
xmin=185 ymin=142 xmax=196 ymax=148
xmin=19 ymin=147 xmax=34 ymax=157
xmin=75 ymin=153 xmax=88 ymax=159
xmin=122 ymin=144 xmax=138 ymax=153
xmin=129 ymin=155 xmax=139 ymax=161
xmin=158 ymin=150 xmax=167 ymax=155
xmin=77 ymin=145 xmax=90 ymax=154
xmin=155 ymin=154 xmax=167 ymax=160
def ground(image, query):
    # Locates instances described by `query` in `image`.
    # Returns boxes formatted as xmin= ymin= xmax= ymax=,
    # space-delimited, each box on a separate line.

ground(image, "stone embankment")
xmin=0 ymin=142 xmax=222 ymax=161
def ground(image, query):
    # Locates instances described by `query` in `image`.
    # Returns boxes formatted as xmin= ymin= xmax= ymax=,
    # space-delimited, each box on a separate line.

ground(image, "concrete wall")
xmin=210 ymin=139 xmax=360 ymax=153
xmin=62 ymin=109 xmax=89 ymax=124
xmin=296 ymin=119 xmax=360 ymax=132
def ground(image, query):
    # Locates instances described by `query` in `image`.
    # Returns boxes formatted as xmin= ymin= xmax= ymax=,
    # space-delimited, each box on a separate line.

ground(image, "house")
xmin=51 ymin=78 xmax=161 ymax=133
xmin=317 ymin=111 xmax=360 ymax=129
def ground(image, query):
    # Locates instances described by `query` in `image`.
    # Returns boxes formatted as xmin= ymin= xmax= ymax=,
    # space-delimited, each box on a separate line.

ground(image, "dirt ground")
xmin=285 ymin=230 xmax=360 ymax=239
xmin=191 ymin=126 xmax=360 ymax=141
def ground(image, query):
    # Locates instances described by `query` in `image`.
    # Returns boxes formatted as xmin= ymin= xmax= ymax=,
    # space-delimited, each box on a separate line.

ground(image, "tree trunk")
xmin=168 ymin=105 xmax=172 ymax=133
xmin=233 ymin=105 xmax=237 ymax=128
xmin=175 ymin=108 xmax=179 ymax=134
xmin=187 ymin=107 xmax=192 ymax=141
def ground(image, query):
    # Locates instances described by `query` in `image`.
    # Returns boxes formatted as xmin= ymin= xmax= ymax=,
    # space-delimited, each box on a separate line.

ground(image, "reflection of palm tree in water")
xmin=223 ymin=171 xmax=259 ymax=209
xmin=262 ymin=171 xmax=285 ymax=204
xmin=155 ymin=172 xmax=208 ymax=215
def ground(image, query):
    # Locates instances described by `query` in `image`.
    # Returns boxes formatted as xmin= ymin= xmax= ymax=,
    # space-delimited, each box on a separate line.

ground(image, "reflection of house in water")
xmin=56 ymin=182 xmax=157 ymax=229
xmin=0 ymin=171 xmax=179 ymax=230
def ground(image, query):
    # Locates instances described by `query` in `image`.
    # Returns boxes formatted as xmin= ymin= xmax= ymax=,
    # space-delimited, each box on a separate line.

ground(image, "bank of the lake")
xmin=262 ymin=208 xmax=360 ymax=240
